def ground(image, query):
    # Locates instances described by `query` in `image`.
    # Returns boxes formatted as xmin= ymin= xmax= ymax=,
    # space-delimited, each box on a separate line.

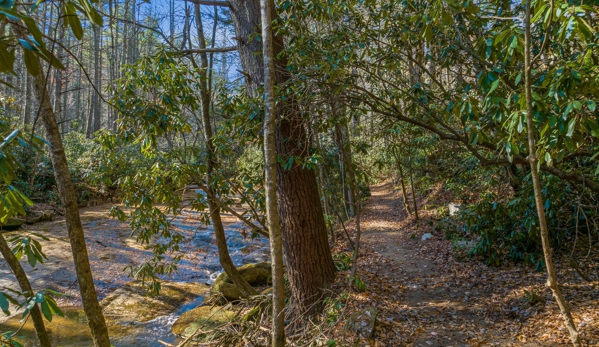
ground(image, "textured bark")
xmin=523 ymin=3 xmax=580 ymax=346
xmin=12 ymin=23 xmax=112 ymax=347
xmin=260 ymin=0 xmax=286 ymax=343
xmin=0 ymin=235 xmax=51 ymax=347
xmin=195 ymin=6 xmax=256 ymax=298
xmin=229 ymin=0 xmax=336 ymax=313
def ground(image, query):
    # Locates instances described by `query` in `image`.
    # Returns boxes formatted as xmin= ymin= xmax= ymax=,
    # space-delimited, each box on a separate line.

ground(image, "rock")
xmin=25 ymin=210 xmax=54 ymax=225
xmin=421 ymin=233 xmax=433 ymax=241
xmin=172 ymin=305 xmax=235 ymax=338
xmin=346 ymin=307 xmax=377 ymax=339
xmin=448 ymin=203 xmax=461 ymax=216
xmin=210 ymin=262 xmax=271 ymax=302
xmin=0 ymin=218 xmax=25 ymax=231
xmin=101 ymin=281 xmax=209 ymax=324
xmin=455 ymin=240 xmax=477 ymax=249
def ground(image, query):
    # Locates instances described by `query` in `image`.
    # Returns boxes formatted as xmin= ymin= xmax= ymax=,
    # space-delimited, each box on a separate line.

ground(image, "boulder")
xmin=172 ymin=305 xmax=235 ymax=338
xmin=26 ymin=210 xmax=55 ymax=225
xmin=0 ymin=218 xmax=25 ymax=231
xmin=345 ymin=306 xmax=377 ymax=339
xmin=210 ymin=262 xmax=271 ymax=302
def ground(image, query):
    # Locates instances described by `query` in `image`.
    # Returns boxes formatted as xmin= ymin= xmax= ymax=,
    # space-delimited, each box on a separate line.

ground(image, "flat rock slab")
xmin=101 ymin=281 xmax=209 ymax=324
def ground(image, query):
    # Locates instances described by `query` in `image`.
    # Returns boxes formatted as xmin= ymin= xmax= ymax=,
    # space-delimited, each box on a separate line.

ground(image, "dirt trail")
xmin=340 ymin=183 xmax=598 ymax=347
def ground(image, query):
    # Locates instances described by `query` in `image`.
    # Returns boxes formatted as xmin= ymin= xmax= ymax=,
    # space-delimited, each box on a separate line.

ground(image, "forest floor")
xmin=331 ymin=182 xmax=599 ymax=347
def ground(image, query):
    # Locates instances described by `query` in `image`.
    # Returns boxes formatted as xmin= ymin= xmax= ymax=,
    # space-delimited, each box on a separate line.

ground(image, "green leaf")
xmin=40 ymin=301 xmax=52 ymax=321
xmin=18 ymin=38 xmax=38 ymax=52
xmin=23 ymin=49 xmax=40 ymax=76
xmin=0 ymin=292 xmax=10 ymax=315
xmin=515 ymin=73 xmax=522 ymax=86
xmin=566 ymin=118 xmax=576 ymax=137
xmin=487 ymin=79 xmax=500 ymax=95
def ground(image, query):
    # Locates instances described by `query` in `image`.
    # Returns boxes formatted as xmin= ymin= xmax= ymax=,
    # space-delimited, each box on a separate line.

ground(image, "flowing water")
xmin=0 ymin=204 xmax=269 ymax=346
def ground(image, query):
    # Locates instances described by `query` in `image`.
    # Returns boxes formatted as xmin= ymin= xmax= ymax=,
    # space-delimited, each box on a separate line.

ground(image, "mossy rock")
xmin=171 ymin=306 xmax=236 ymax=338
xmin=210 ymin=262 xmax=271 ymax=302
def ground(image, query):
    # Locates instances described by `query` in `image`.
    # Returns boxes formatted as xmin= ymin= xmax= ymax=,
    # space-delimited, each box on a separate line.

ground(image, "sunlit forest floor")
xmin=330 ymin=183 xmax=599 ymax=347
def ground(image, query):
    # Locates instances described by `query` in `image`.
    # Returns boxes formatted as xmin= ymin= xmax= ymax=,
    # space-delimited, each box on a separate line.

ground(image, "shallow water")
xmin=0 ymin=204 xmax=269 ymax=346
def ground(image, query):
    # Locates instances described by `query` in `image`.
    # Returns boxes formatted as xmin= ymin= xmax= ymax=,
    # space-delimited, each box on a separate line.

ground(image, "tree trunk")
xmin=522 ymin=3 xmax=581 ymax=346
xmin=23 ymin=73 xmax=32 ymax=126
xmin=195 ymin=4 xmax=256 ymax=298
xmin=12 ymin=24 xmax=112 ymax=347
xmin=408 ymin=142 xmax=419 ymax=220
xmin=261 ymin=0 xmax=286 ymax=343
xmin=394 ymin=149 xmax=411 ymax=215
xmin=0 ymin=235 xmax=51 ymax=347
xmin=229 ymin=0 xmax=336 ymax=313
xmin=92 ymin=25 xmax=101 ymax=134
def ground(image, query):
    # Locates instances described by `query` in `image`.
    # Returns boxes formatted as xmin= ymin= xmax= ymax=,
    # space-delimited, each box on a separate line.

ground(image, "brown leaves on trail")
xmin=326 ymin=182 xmax=599 ymax=347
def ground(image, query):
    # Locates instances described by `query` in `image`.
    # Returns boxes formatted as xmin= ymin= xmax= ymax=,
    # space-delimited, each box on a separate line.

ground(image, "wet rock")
xmin=0 ymin=218 xmax=25 ymax=231
xmin=346 ymin=306 xmax=377 ymax=339
xmin=421 ymin=233 xmax=433 ymax=241
xmin=101 ymin=281 xmax=209 ymax=324
xmin=210 ymin=262 xmax=271 ymax=302
xmin=172 ymin=305 xmax=235 ymax=338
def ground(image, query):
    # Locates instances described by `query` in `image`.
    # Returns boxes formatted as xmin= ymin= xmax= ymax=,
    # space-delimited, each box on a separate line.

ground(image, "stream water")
xmin=0 ymin=205 xmax=269 ymax=346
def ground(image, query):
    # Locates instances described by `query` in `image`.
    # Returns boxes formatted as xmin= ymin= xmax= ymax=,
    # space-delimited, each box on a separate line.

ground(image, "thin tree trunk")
xmin=523 ymin=3 xmax=581 ymax=346
xmin=261 ymin=0 xmax=286 ymax=343
xmin=23 ymin=73 xmax=32 ymax=126
xmin=394 ymin=149 xmax=411 ymax=215
xmin=92 ymin=25 xmax=101 ymax=134
xmin=195 ymin=4 xmax=256 ymax=298
xmin=11 ymin=23 xmax=112 ymax=347
xmin=0 ymin=234 xmax=51 ymax=347
xmin=408 ymin=143 xmax=419 ymax=220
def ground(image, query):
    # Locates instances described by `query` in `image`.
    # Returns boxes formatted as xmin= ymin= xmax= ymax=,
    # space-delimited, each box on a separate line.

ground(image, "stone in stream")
xmin=171 ymin=305 xmax=236 ymax=338
xmin=210 ymin=262 xmax=271 ymax=302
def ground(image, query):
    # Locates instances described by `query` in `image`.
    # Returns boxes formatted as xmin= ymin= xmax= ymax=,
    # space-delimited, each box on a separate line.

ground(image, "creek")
xmin=0 ymin=204 xmax=269 ymax=346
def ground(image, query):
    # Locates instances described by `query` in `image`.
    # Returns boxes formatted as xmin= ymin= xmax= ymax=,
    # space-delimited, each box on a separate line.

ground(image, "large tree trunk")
xmin=229 ymin=0 xmax=336 ymax=313
xmin=0 ymin=235 xmax=51 ymax=347
xmin=12 ymin=24 xmax=112 ymax=347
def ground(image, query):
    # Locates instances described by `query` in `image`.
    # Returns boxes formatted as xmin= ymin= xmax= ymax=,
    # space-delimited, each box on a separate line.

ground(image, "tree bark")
xmin=195 ymin=4 xmax=256 ymax=298
xmin=0 ymin=235 xmax=51 ymax=347
xmin=92 ymin=25 xmax=101 ymax=134
xmin=11 ymin=23 xmax=112 ymax=347
xmin=260 ymin=0 xmax=286 ymax=343
xmin=523 ymin=3 xmax=581 ymax=346
xmin=408 ymin=142 xmax=419 ymax=220
xmin=229 ymin=0 xmax=336 ymax=313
